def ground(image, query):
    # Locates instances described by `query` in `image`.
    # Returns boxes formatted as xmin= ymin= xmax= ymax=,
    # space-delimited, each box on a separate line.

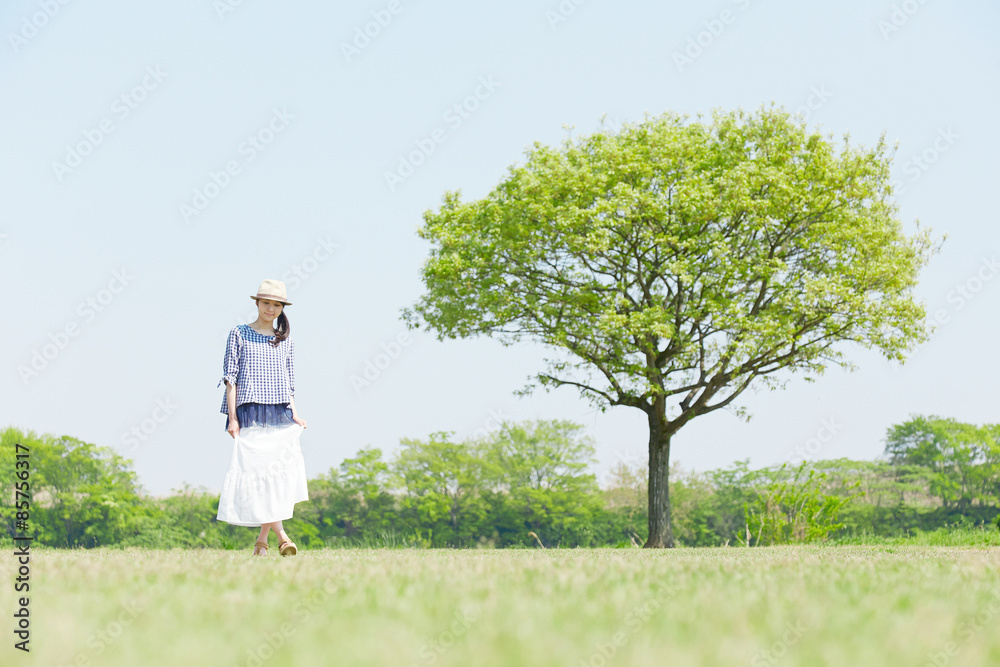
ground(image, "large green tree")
xmin=391 ymin=432 xmax=489 ymax=546
xmin=480 ymin=419 xmax=603 ymax=546
xmin=402 ymin=105 xmax=937 ymax=547
xmin=885 ymin=415 xmax=1000 ymax=508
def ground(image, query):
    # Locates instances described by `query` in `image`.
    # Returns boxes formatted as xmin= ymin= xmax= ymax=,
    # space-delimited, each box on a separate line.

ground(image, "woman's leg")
xmin=257 ymin=523 xmax=271 ymax=544
xmin=271 ymin=520 xmax=290 ymax=544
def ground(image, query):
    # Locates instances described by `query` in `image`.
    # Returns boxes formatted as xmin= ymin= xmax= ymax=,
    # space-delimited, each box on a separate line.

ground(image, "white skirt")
xmin=216 ymin=423 xmax=309 ymax=526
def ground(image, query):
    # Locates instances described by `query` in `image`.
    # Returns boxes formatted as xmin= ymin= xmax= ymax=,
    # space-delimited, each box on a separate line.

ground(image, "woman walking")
xmin=216 ymin=279 xmax=309 ymax=557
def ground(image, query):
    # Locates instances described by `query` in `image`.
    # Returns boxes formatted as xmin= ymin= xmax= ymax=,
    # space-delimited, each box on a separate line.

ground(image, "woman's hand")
xmin=288 ymin=397 xmax=305 ymax=429
xmin=227 ymin=417 xmax=240 ymax=439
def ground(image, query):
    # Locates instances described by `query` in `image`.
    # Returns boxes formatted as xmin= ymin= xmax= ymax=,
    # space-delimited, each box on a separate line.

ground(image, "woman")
xmin=216 ymin=279 xmax=309 ymax=557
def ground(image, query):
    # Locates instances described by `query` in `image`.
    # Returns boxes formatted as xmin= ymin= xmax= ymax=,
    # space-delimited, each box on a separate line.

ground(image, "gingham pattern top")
xmin=218 ymin=324 xmax=295 ymax=414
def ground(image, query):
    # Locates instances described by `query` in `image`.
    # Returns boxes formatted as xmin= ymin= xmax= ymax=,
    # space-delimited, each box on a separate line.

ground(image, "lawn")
xmin=2 ymin=545 xmax=999 ymax=666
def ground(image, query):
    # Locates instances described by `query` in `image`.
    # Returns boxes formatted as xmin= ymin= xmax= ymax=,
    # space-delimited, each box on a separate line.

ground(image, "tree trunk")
xmin=644 ymin=410 xmax=674 ymax=548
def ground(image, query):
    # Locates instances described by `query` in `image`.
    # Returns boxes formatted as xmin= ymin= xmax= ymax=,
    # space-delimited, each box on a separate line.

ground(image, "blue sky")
xmin=2 ymin=0 xmax=997 ymax=496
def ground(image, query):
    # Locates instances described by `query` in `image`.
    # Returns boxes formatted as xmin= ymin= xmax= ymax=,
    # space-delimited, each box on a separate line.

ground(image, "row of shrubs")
xmin=3 ymin=418 xmax=999 ymax=549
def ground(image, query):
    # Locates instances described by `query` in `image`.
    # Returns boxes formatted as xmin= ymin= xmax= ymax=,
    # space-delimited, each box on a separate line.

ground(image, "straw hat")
xmin=250 ymin=279 xmax=292 ymax=306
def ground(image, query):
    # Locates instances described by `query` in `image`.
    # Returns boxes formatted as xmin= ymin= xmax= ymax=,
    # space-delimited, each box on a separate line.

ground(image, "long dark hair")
xmin=270 ymin=310 xmax=290 ymax=347
xmin=256 ymin=301 xmax=290 ymax=347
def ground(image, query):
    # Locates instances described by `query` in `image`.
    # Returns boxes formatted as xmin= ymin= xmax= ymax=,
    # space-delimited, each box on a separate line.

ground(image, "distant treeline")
xmin=2 ymin=415 xmax=998 ymax=549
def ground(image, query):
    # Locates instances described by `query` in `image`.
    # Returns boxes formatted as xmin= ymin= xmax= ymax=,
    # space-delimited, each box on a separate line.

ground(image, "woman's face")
xmin=256 ymin=298 xmax=283 ymax=322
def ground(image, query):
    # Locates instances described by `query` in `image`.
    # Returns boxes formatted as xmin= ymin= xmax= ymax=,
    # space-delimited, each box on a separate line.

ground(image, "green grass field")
xmin=3 ymin=545 xmax=1000 ymax=666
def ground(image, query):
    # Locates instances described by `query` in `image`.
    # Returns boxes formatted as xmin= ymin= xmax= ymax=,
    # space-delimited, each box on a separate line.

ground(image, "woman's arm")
xmin=225 ymin=380 xmax=239 ymax=438
xmin=286 ymin=339 xmax=305 ymax=427
xmin=220 ymin=327 xmax=241 ymax=439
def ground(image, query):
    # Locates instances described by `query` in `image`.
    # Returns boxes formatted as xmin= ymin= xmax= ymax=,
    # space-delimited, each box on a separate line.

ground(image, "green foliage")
xmin=379 ymin=419 xmax=610 ymax=548
xmin=703 ymin=459 xmax=759 ymax=545
xmin=884 ymin=414 xmax=1000 ymax=508
xmin=479 ymin=420 xmax=604 ymax=547
xmin=5 ymin=414 xmax=999 ymax=550
xmin=392 ymin=432 xmax=489 ymax=547
xmin=829 ymin=524 xmax=1000 ymax=547
xmin=403 ymin=107 xmax=940 ymax=406
xmin=1 ymin=426 xmax=146 ymax=547
xmin=300 ymin=447 xmax=399 ymax=543
xmin=401 ymin=105 xmax=941 ymax=545
xmin=740 ymin=462 xmax=860 ymax=546
xmin=665 ymin=468 xmax=719 ymax=547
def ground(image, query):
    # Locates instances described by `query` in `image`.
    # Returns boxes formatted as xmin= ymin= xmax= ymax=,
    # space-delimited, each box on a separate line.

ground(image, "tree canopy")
xmin=402 ymin=104 xmax=939 ymax=546
xmin=885 ymin=415 xmax=1000 ymax=508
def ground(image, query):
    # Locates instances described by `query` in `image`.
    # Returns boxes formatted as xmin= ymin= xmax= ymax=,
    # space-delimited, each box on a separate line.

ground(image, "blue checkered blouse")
xmin=217 ymin=324 xmax=295 ymax=414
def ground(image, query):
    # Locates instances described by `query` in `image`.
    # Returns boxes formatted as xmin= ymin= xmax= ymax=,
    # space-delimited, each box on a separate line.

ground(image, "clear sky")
xmin=2 ymin=0 xmax=997 ymax=497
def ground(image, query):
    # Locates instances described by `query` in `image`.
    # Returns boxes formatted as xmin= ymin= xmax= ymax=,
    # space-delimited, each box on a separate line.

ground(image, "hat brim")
xmin=251 ymin=295 xmax=292 ymax=306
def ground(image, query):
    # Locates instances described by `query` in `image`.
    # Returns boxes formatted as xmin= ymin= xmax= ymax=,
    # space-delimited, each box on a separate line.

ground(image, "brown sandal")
xmin=278 ymin=539 xmax=297 ymax=556
xmin=253 ymin=541 xmax=268 ymax=556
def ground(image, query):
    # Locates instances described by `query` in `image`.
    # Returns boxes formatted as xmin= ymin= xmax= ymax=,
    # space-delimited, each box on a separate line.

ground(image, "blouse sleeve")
xmin=217 ymin=327 xmax=240 ymax=388
xmin=286 ymin=338 xmax=295 ymax=396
